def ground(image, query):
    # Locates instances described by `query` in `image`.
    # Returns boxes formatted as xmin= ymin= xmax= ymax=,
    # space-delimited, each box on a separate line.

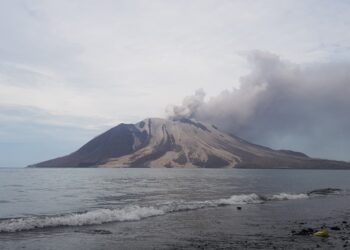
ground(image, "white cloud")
xmin=1 ymin=0 xmax=350 ymax=165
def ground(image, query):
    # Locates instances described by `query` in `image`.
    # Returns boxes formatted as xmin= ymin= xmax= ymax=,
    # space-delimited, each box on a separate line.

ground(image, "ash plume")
xmin=168 ymin=51 xmax=350 ymax=161
xmin=167 ymin=89 xmax=205 ymax=120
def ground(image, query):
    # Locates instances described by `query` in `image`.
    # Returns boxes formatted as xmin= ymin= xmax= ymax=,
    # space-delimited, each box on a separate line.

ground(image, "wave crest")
xmin=0 ymin=192 xmax=308 ymax=233
xmin=0 ymin=206 xmax=164 ymax=233
xmin=269 ymin=193 xmax=308 ymax=201
xmin=217 ymin=193 xmax=262 ymax=205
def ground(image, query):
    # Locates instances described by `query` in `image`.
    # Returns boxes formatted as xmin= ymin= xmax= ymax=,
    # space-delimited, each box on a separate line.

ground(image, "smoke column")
xmin=168 ymin=51 xmax=350 ymax=161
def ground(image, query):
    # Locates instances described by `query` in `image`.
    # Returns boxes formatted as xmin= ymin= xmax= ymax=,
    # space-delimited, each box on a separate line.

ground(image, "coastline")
xmin=1 ymin=195 xmax=349 ymax=250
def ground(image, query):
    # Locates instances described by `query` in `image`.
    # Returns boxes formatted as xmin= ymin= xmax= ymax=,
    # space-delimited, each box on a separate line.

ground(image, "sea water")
xmin=0 ymin=168 xmax=349 ymax=249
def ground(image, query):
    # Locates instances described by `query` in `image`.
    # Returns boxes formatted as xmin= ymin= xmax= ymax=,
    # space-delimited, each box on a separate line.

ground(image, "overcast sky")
xmin=1 ymin=0 xmax=350 ymax=167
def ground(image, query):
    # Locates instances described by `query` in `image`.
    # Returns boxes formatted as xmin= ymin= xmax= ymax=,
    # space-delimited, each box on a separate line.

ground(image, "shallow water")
xmin=0 ymin=168 xmax=350 ymax=249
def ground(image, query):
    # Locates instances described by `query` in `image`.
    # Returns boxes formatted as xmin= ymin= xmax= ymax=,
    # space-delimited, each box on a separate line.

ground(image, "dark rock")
xmin=293 ymin=228 xmax=314 ymax=236
xmin=93 ymin=229 xmax=112 ymax=235
xmin=330 ymin=226 xmax=341 ymax=231
xmin=237 ymin=206 xmax=242 ymax=210
xmin=139 ymin=121 xmax=145 ymax=128
xmin=176 ymin=118 xmax=210 ymax=132
xmin=307 ymin=188 xmax=341 ymax=196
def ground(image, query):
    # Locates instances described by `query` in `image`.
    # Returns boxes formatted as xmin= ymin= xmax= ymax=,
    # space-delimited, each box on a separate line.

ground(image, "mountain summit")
xmin=29 ymin=118 xmax=350 ymax=169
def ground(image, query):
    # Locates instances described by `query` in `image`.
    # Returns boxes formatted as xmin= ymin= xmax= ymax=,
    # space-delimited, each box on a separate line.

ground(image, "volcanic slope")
xmin=29 ymin=118 xmax=350 ymax=169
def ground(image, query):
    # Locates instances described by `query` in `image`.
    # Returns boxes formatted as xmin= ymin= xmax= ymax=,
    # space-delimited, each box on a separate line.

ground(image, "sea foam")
xmin=0 ymin=192 xmax=308 ymax=233
xmin=0 ymin=206 xmax=164 ymax=233
xmin=216 ymin=193 xmax=263 ymax=205
xmin=269 ymin=193 xmax=308 ymax=201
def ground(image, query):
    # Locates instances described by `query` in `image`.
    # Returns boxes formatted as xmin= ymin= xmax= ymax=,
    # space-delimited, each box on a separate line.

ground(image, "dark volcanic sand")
xmin=1 ymin=195 xmax=350 ymax=250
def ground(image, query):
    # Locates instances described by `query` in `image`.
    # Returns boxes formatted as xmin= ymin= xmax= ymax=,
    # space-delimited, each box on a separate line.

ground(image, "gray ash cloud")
xmin=167 ymin=89 xmax=205 ymax=120
xmin=168 ymin=51 xmax=350 ymax=161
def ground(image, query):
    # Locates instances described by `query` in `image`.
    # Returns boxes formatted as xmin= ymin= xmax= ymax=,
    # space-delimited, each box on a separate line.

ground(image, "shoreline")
xmin=1 ymin=196 xmax=350 ymax=249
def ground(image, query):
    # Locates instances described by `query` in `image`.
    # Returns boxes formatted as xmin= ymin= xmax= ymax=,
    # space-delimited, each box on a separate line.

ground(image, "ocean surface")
xmin=0 ymin=168 xmax=350 ymax=249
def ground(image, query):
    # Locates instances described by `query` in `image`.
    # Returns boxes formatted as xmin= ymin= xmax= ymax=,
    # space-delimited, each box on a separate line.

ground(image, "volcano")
xmin=29 ymin=118 xmax=350 ymax=169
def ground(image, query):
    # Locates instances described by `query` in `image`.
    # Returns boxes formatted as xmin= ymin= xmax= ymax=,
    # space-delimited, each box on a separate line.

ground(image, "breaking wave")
xmin=0 ymin=206 xmax=165 ymax=233
xmin=0 ymin=192 xmax=311 ymax=233
xmin=217 ymin=193 xmax=262 ymax=205
xmin=269 ymin=193 xmax=308 ymax=201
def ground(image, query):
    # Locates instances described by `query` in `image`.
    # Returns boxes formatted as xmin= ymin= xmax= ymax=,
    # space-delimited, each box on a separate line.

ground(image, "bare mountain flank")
xmin=29 ymin=118 xmax=350 ymax=169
